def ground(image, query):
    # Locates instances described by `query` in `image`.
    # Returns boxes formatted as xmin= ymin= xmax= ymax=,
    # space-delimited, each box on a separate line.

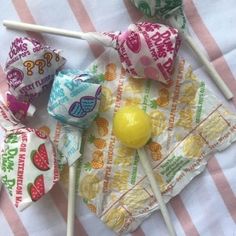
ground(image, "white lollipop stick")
xmin=2 ymin=20 xmax=114 ymax=47
xmin=169 ymin=18 xmax=233 ymax=100
xmin=184 ymin=34 xmax=233 ymax=100
xmin=137 ymin=148 xmax=176 ymax=236
xmin=67 ymin=162 xmax=77 ymax=236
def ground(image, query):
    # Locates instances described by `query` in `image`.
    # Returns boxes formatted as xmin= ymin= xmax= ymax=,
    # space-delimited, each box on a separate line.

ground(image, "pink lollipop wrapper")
xmin=6 ymin=92 xmax=35 ymax=120
xmin=5 ymin=37 xmax=66 ymax=120
xmin=0 ymin=101 xmax=60 ymax=211
xmin=115 ymin=22 xmax=181 ymax=84
xmin=65 ymin=22 xmax=180 ymax=84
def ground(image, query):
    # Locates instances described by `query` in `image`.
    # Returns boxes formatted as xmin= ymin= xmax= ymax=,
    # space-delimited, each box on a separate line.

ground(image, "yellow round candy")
xmin=113 ymin=106 xmax=152 ymax=149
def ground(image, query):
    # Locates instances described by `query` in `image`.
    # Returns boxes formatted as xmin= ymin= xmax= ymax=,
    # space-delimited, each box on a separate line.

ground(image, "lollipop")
xmin=113 ymin=106 xmax=176 ymax=236
xmin=47 ymin=70 xmax=101 ymax=236
xmin=0 ymin=101 xmax=59 ymax=211
xmin=4 ymin=37 xmax=66 ymax=120
xmin=130 ymin=0 xmax=233 ymax=100
xmin=3 ymin=21 xmax=181 ymax=85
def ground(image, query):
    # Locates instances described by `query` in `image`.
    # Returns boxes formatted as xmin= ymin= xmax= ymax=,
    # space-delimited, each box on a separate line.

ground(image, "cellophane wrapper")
xmin=74 ymin=49 xmax=236 ymax=234
xmin=0 ymin=102 xmax=60 ymax=211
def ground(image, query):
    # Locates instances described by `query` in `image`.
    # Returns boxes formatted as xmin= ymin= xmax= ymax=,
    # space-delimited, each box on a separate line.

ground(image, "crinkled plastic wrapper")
xmin=48 ymin=70 xmax=102 ymax=130
xmin=130 ymin=0 xmax=186 ymax=32
xmin=0 ymin=102 xmax=60 ymax=211
xmin=21 ymin=106 xmax=81 ymax=168
xmin=75 ymin=51 xmax=236 ymax=234
xmin=115 ymin=22 xmax=181 ymax=84
xmin=5 ymin=37 xmax=66 ymax=120
xmin=130 ymin=0 xmax=182 ymax=19
xmin=47 ymin=70 xmax=102 ymax=165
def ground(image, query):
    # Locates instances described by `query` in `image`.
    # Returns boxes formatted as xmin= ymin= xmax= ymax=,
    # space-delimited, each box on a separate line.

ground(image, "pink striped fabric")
xmin=123 ymin=0 xmax=143 ymax=22
xmin=208 ymin=155 xmax=236 ymax=223
xmin=50 ymin=184 xmax=88 ymax=236
xmin=12 ymin=0 xmax=45 ymax=43
xmin=170 ymin=196 xmax=200 ymax=236
xmin=68 ymin=0 xmax=105 ymax=58
xmin=184 ymin=0 xmax=236 ymax=227
xmin=0 ymin=187 xmax=28 ymax=236
xmin=184 ymin=0 xmax=236 ymax=105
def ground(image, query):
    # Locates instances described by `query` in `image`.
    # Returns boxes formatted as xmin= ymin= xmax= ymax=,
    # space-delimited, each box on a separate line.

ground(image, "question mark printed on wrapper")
xmin=55 ymin=53 xmax=60 ymax=62
xmin=44 ymin=52 xmax=53 ymax=66
xmin=23 ymin=60 xmax=35 ymax=76
xmin=35 ymin=59 xmax=46 ymax=74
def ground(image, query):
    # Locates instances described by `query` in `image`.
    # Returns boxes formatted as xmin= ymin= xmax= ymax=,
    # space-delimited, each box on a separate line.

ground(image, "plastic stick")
xmin=169 ymin=18 xmax=233 ymax=100
xmin=184 ymin=33 xmax=233 ymax=99
xmin=67 ymin=162 xmax=77 ymax=236
xmin=137 ymin=148 xmax=176 ymax=236
xmin=3 ymin=20 xmax=85 ymax=39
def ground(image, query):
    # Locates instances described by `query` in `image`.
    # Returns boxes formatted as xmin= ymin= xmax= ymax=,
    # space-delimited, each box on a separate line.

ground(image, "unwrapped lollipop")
xmin=5 ymin=37 xmax=66 ymax=120
xmin=3 ymin=21 xmax=181 ymax=85
xmin=0 ymin=101 xmax=60 ymax=211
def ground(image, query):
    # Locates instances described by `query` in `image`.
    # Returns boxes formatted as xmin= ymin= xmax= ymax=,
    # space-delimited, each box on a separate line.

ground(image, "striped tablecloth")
xmin=0 ymin=0 xmax=236 ymax=235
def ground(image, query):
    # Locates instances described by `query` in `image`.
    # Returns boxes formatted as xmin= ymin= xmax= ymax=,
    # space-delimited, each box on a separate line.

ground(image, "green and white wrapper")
xmin=131 ymin=0 xmax=187 ymax=33
xmin=0 ymin=101 xmax=60 ymax=211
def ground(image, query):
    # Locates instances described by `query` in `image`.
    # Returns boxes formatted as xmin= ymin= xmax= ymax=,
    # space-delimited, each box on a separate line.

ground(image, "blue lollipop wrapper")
xmin=47 ymin=70 xmax=102 ymax=165
xmin=47 ymin=70 xmax=102 ymax=130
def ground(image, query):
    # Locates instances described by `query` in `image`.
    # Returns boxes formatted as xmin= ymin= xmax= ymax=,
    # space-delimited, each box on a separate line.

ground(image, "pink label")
xmin=6 ymin=93 xmax=29 ymax=120
xmin=125 ymin=31 xmax=141 ymax=53
xmin=7 ymin=68 xmax=24 ymax=89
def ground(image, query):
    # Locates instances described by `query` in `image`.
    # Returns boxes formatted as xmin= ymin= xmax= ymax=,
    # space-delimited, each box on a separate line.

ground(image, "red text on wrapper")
xmin=15 ymin=132 xmax=27 ymax=207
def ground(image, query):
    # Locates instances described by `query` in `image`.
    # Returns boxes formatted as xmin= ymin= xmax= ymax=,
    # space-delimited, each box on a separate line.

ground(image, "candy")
xmin=130 ymin=0 xmax=233 ymax=99
xmin=47 ymin=69 xmax=101 ymax=164
xmin=48 ymin=70 xmax=101 ymax=131
xmin=114 ymin=22 xmax=181 ymax=84
xmin=5 ymin=37 xmax=66 ymax=120
xmin=3 ymin=21 xmax=181 ymax=85
xmin=0 ymin=101 xmax=59 ymax=210
xmin=47 ymin=69 xmax=102 ymax=235
xmin=113 ymin=105 xmax=176 ymax=235
xmin=113 ymin=106 xmax=152 ymax=148
xmin=130 ymin=0 xmax=182 ymax=19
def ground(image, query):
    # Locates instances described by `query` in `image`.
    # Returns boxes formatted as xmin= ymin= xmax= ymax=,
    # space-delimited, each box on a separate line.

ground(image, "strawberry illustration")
xmin=31 ymin=144 xmax=50 ymax=171
xmin=27 ymin=175 xmax=45 ymax=201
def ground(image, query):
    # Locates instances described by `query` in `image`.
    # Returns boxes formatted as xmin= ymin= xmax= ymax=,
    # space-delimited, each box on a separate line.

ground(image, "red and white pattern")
xmin=0 ymin=0 xmax=236 ymax=235
xmin=116 ymin=22 xmax=181 ymax=84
